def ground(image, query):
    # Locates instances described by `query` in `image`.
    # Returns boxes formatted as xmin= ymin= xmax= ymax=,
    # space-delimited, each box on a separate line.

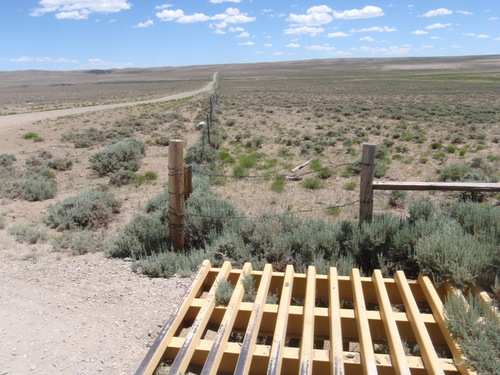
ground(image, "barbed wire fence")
xmin=180 ymin=83 xmax=363 ymax=223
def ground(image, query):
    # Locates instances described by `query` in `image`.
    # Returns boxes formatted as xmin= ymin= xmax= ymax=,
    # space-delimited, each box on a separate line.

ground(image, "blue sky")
xmin=1 ymin=1 xmax=499 ymax=71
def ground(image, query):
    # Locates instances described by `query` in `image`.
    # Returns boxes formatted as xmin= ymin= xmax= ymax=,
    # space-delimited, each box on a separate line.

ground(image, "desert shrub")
xmin=89 ymin=139 xmax=146 ymax=177
xmin=415 ymin=219 xmax=494 ymax=288
xmin=134 ymin=171 xmax=158 ymax=187
xmin=374 ymin=163 xmax=388 ymax=178
xmin=185 ymin=141 xmax=218 ymax=164
xmin=344 ymin=181 xmax=357 ymax=191
xmin=215 ymin=280 xmax=234 ymax=305
xmin=21 ymin=176 xmax=57 ymax=201
xmin=388 ymin=190 xmax=407 ymax=208
xmin=445 ymin=294 xmax=500 ymax=374
xmin=408 ymin=199 xmax=435 ymax=223
xmin=8 ymin=224 xmax=48 ymax=244
xmin=0 ymin=215 xmax=5 ymax=230
xmin=52 ymin=231 xmax=105 ymax=254
xmin=0 ymin=154 xmax=16 ymax=168
xmin=109 ymin=169 xmax=136 ymax=186
xmin=439 ymin=163 xmax=485 ymax=182
xmin=302 ymin=178 xmax=321 ymax=190
xmin=271 ymin=176 xmax=286 ymax=192
xmin=22 ymin=132 xmax=43 ymax=142
xmin=45 ymin=190 xmax=121 ymax=231
xmin=48 ymin=157 xmax=73 ymax=171
xmin=155 ymin=136 xmax=170 ymax=146
xmin=106 ymin=214 xmax=170 ymax=258
xmin=131 ymin=248 xmax=217 ymax=278
xmin=241 ymin=273 xmax=256 ymax=302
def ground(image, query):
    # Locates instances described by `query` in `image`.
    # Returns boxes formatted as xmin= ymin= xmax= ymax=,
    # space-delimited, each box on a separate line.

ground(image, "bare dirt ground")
xmin=0 ymin=73 xmax=217 ymax=375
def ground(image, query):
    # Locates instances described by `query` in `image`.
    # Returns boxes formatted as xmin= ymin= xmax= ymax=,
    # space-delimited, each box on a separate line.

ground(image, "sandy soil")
xmin=0 ymin=74 xmax=217 ymax=375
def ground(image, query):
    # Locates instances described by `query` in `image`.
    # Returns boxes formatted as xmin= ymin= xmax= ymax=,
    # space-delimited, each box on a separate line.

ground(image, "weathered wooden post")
xmin=206 ymin=113 xmax=211 ymax=146
xmin=359 ymin=143 xmax=377 ymax=225
xmin=169 ymin=139 xmax=185 ymax=252
xmin=184 ymin=164 xmax=192 ymax=200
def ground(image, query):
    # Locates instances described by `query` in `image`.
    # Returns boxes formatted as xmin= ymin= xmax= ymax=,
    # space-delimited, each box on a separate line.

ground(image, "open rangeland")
xmin=0 ymin=55 xmax=499 ymax=374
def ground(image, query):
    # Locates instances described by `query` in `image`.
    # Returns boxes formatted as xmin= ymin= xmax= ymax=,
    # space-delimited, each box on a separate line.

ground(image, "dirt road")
xmin=0 ymin=72 xmax=218 ymax=136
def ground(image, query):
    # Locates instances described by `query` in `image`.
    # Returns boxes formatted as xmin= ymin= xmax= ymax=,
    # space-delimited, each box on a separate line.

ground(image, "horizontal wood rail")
xmin=136 ymin=261 xmax=475 ymax=375
xmin=373 ymin=181 xmax=500 ymax=192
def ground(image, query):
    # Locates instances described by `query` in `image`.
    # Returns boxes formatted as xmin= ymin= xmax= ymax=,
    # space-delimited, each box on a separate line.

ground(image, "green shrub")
xmin=241 ymin=273 xmax=256 ymax=302
xmin=45 ymin=190 xmax=121 ymax=231
xmin=155 ymin=136 xmax=170 ymax=146
xmin=109 ymin=169 xmax=136 ymax=186
xmin=53 ymin=231 xmax=106 ymax=255
xmin=21 ymin=176 xmax=57 ymax=201
xmin=215 ymin=280 xmax=234 ymax=305
xmin=388 ymin=190 xmax=407 ymax=208
xmin=0 ymin=215 xmax=5 ymax=230
xmin=374 ymin=163 xmax=388 ymax=178
xmin=90 ymin=139 xmax=146 ymax=177
xmin=233 ymin=165 xmax=248 ymax=178
xmin=439 ymin=163 xmax=485 ymax=182
xmin=415 ymin=220 xmax=494 ymax=288
xmin=22 ymin=132 xmax=42 ymax=142
xmin=302 ymin=178 xmax=321 ymax=190
xmin=408 ymin=199 xmax=435 ymax=223
xmin=445 ymin=294 xmax=500 ymax=374
xmin=344 ymin=181 xmax=357 ymax=191
xmin=48 ymin=157 xmax=73 ymax=171
xmin=8 ymin=224 xmax=48 ymax=244
xmin=0 ymin=154 xmax=16 ymax=168
xmin=271 ymin=176 xmax=286 ymax=192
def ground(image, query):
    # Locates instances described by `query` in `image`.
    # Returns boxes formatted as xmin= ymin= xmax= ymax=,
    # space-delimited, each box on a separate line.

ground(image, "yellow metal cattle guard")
xmin=136 ymin=260 xmax=476 ymax=375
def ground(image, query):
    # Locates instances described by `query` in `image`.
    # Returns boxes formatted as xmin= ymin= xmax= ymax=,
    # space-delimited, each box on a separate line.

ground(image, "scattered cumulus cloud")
xmin=273 ymin=51 xmax=284 ymax=56
xmin=264 ymin=43 xmax=273 ymax=47
xmin=477 ymin=34 xmax=490 ymax=39
xmin=327 ymin=31 xmax=350 ymax=37
xmin=425 ymin=23 xmax=451 ymax=29
xmin=31 ymin=0 xmax=131 ymax=19
xmin=489 ymin=17 xmax=499 ymax=21
xmin=286 ymin=43 xmax=300 ymax=48
xmin=456 ymin=10 xmax=473 ymax=15
xmin=214 ymin=29 xmax=225 ymax=34
xmin=228 ymin=27 xmax=244 ymax=32
xmin=10 ymin=56 xmax=78 ymax=63
xmin=235 ymin=32 xmax=250 ymax=38
xmin=133 ymin=20 xmax=153 ymax=28
xmin=155 ymin=4 xmax=171 ymax=10
xmin=287 ymin=6 xmax=333 ymax=26
xmin=307 ymin=45 xmax=335 ymax=52
xmin=422 ymin=8 xmax=453 ymax=17
xmin=157 ymin=7 xmax=255 ymax=29
xmin=494 ymin=37 xmax=500 ymax=41
xmin=350 ymin=26 xmax=396 ymax=33
xmin=284 ymin=26 xmax=324 ymax=36
xmin=333 ymin=6 xmax=384 ymax=20
xmin=411 ymin=30 xmax=428 ymax=35
xmin=210 ymin=0 xmax=241 ymax=3
xmin=360 ymin=36 xmax=375 ymax=42
xmin=463 ymin=33 xmax=476 ymax=36
xmin=237 ymin=41 xmax=255 ymax=46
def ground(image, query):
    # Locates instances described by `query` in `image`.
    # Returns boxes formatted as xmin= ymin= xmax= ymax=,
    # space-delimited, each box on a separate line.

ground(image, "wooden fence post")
xmin=169 ymin=139 xmax=185 ymax=252
xmin=184 ymin=164 xmax=192 ymax=200
xmin=359 ymin=143 xmax=377 ymax=225
xmin=206 ymin=113 xmax=211 ymax=147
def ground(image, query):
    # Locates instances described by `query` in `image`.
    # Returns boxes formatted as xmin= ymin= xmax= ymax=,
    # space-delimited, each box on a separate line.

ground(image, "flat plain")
xmin=0 ymin=55 xmax=499 ymax=374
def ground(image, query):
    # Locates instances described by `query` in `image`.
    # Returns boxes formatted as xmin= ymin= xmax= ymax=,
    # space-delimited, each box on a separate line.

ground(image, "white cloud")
xmin=31 ymin=0 xmax=131 ymax=19
xmin=327 ymin=31 xmax=350 ymax=37
xmin=307 ymin=45 xmax=335 ymax=52
xmin=452 ymin=45 xmax=463 ymax=48
xmin=228 ymin=26 xmax=244 ymax=32
xmin=81 ymin=58 xmax=133 ymax=69
xmin=420 ymin=44 xmax=434 ymax=49
xmin=236 ymin=32 xmax=250 ymax=38
xmin=360 ymin=36 xmax=375 ymax=42
xmin=286 ymin=43 xmax=300 ymax=48
xmin=284 ymin=26 xmax=324 ymax=36
xmin=273 ymin=51 xmax=284 ymax=56
xmin=463 ymin=33 xmax=475 ymax=37
xmin=477 ymin=34 xmax=490 ymax=38
xmin=387 ymin=45 xmax=411 ymax=55
xmin=157 ymin=9 xmax=184 ymax=21
xmin=133 ymin=20 xmax=153 ymax=28
xmin=264 ymin=43 xmax=273 ymax=47
xmin=156 ymin=7 xmax=255 ymax=28
xmin=350 ymin=26 xmax=396 ymax=33
xmin=155 ymin=4 xmax=171 ymax=10
xmin=238 ymin=41 xmax=255 ymax=46
xmin=422 ymin=8 xmax=453 ymax=17
xmin=494 ymin=37 xmax=500 ymax=41
xmin=210 ymin=0 xmax=241 ymax=3
xmin=489 ymin=17 xmax=498 ymax=21
xmin=456 ymin=10 xmax=473 ymax=15
xmin=214 ymin=29 xmax=225 ymax=34
xmin=425 ymin=23 xmax=451 ymax=29
xmin=10 ymin=56 xmax=79 ymax=63
xmin=333 ymin=6 xmax=384 ymax=20
xmin=411 ymin=30 xmax=428 ymax=35
xmin=177 ymin=13 xmax=210 ymax=23
xmin=430 ymin=36 xmax=441 ymax=39
xmin=287 ymin=6 xmax=333 ymax=26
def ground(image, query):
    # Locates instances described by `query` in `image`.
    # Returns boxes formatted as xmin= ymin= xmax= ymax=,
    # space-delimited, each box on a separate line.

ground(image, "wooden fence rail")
xmin=359 ymin=142 xmax=500 ymax=225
